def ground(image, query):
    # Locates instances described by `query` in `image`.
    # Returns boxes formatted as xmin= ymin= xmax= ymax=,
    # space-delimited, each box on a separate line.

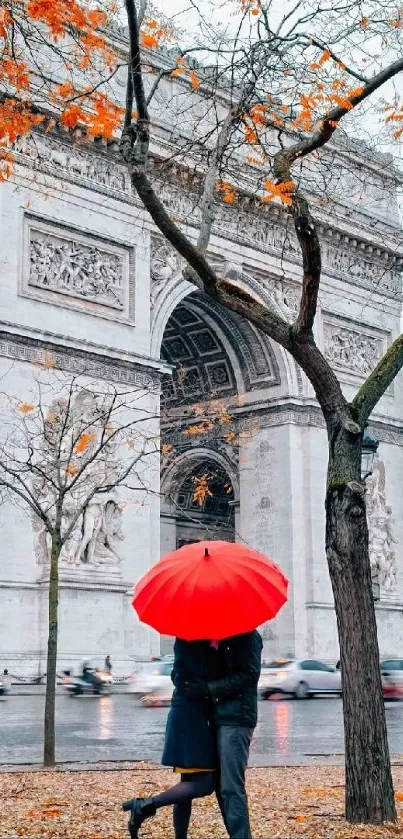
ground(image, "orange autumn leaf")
xmin=217 ymin=180 xmax=237 ymax=204
xmin=331 ymin=94 xmax=354 ymax=110
xmin=41 ymin=808 xmax=63 ymax=818
xmin=262 ymin=179 xmax=295 ymax=206
xmin=244 ymin=125 xmax=258 ymax=144
xmin=161 ymin=443 xmax=173 ymax=456
xmin=60 ymin=103 xmax=84 ymax=129
xmin=189 ymin=70 xmax=199 ymax=90
xmin=140 ymin=32 xmax=159 ymax=49
xmin=65 ymin=463 xmax=79 ymax=476
xmin=54 ymin=81 xmax=76 ymax=100
xmin=395 ymin=791 xmax=403 ymax=801
xmin=183 ymin=423 xmax=210 ymax=436
xmin=192 ymin=474 xmax=213 ymax=506
xmin=18 ymin=402 xmax=35 ymax=414
xmin=361 ymin=16 xmax=369 ymax=27
xmin=74 ymin=432 xmax=96 ymax=454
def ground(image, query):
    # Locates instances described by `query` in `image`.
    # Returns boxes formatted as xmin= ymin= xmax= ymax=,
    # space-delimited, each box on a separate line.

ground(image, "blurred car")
xmin=259 ymin=658 xmax=342 ymax=699
xmin=381 ymin=659 xmax=403 ymax=700
xmin=0 ymin=676 xmax=10 ymax=697
xmin=140 ymin=686 xmax=173 ymax=707
xmin=128 ymin=660 xmax=174 ymax=697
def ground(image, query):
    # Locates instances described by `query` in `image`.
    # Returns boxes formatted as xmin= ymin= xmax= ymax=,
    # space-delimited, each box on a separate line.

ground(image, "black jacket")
xmin=178 ymin=631 xmax=263 ymax=729
xmin=162 ymin=639 xmax=217 ymax=769
xmin=210 ymin=631 xmax=262 ymax=727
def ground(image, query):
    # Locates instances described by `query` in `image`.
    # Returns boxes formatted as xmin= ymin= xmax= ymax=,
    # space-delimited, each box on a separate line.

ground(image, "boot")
xmin=122 ymin=796 xmax=157 ymax=838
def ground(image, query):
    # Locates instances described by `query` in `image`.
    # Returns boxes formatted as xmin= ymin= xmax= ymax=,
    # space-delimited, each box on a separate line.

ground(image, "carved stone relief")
xmin=33 ymin=391 xmax=124 ymax=575
xmin=366 ymin=454 xmax=397 ymax=593
xmin=150 ymin=236 xmax=183 ymax=307
xmin=23 ymin=217 xmax=133 ymax=321
xmin=29 ymin=229 xmax=124 ymax=310
xmin=15 ymin=132 xmax=402 ymax=297
xmin=15 ymin=133 xmax=130 ymax=194
xmin=323 ymin=320 xmax=385 ymax=376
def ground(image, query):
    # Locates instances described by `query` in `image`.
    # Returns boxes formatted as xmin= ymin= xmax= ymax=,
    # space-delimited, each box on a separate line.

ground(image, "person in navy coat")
xmin=122 ymin=638 xmax=218 ymax=838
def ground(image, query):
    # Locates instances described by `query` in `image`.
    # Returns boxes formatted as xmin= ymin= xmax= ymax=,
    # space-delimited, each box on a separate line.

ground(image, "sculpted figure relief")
xmin=366 ymin=453 xmax=397 ymax=593
xmin=150 ymin=238 xmax=182 ymax=306
xmin=74 ymin=495 xmax=123 ymax=567
xmin=324 ymin=324 xmax=382 ymax=376
xmin=29 ymin=231 xmax=125 ymax=311
xmin=32 ymin=390 xmax=124 ymax=575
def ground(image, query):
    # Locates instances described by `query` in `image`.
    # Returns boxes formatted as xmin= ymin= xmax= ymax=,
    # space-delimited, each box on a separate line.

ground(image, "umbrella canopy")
xmin=132 ymin=540 xmax=288 ymax=640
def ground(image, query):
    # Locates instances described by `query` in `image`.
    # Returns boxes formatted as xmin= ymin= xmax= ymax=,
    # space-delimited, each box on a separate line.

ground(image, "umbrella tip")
xmin=204 ymin=547 xmax=209 ymax=558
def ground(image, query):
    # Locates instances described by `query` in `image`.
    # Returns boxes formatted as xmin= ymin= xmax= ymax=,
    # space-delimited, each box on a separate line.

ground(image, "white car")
xmin=129 ymin=660 xmax=174 ymax=698
xmin=259 ymin=658 xmax=341 ymax=699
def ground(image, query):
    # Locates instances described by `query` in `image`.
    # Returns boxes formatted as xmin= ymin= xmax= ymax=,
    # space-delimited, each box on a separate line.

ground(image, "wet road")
xmin=1 ymin=694 xmax=403 ymax=766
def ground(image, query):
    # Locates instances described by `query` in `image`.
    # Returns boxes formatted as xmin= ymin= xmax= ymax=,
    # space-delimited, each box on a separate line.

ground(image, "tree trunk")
xmin=43 ymin=534 xmax=60 ymax=767
xmin=325 ymin=432 xmax=396 ymax=823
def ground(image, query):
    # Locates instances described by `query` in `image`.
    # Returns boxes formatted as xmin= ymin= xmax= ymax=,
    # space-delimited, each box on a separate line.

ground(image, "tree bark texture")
xmin=43 ymin=534 xmax=60 ymax=767
xmin=325 ymin=435 xmax=396 ymax=823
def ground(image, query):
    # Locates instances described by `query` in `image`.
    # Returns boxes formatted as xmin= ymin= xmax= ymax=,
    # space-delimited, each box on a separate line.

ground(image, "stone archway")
xmin=160 ymin=290 xmax=281 ymax=399
xmin=158 ymin=278 xmax=291 ymax=658
xmin=162 ymin=456 xmax=236 ymax=549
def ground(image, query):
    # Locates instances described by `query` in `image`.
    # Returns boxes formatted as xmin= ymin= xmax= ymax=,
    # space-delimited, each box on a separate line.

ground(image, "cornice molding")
xmin=0 ymin=326 xmax=166 ymax=391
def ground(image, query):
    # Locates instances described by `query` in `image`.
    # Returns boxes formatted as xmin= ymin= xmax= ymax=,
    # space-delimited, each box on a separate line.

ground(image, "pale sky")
xmin=153 ymin=0 xmax=403 ymax=169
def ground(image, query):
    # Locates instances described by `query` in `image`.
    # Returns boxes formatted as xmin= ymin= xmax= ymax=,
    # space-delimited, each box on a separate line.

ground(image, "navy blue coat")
xmin=161 ymin=639 xmax=217 ymax=769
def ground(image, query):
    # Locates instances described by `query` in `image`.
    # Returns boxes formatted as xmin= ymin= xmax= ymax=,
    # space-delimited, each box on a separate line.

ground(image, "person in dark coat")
xmin=122 ymin=638 xmax=217 ymax=839
xmin=183 ymin=630 xmax=263 ymax=839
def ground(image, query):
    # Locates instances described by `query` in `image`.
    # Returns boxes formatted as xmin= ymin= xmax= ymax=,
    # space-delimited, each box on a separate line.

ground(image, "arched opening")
xmin=173 ymin=458 xmax=235 ymax=546
xmin=159 ymin=455 xmax=236 ymax=655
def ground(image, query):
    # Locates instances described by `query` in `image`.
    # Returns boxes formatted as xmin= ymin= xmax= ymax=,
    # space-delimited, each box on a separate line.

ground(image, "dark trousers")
xmin=216 ymin=725 xmax=253 ymax=839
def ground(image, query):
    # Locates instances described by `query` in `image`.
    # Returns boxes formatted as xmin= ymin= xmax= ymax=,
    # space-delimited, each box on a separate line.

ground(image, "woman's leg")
xmin=173 ymin=798 xmax=192 ymax=839
xmin=160 ymin=774 xmax=214 ymax=839
xmin=153 ymin=771 xmax=215 ymax=808
xmin=122 ymin=772 xmax=214 ymax=839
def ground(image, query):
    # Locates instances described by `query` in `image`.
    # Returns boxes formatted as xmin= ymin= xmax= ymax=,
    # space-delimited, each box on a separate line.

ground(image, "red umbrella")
xmin=132 ymin=540 xmax=288 ymax=640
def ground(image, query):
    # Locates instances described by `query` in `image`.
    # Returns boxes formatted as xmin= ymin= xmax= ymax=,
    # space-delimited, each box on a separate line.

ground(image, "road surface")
xmin=1 ymin=694 xmax=403 ymax=766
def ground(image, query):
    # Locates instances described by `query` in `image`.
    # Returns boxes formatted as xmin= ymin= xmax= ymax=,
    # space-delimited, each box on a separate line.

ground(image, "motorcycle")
xmin=63 ymin=666 xmax=112 ymax=696
xmin=0 ymin=678 xmax=10 ymax=697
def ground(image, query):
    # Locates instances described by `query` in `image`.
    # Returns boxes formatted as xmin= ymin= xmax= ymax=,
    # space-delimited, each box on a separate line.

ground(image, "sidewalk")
xmin=2 ymin=763 xmax=403 ymax=838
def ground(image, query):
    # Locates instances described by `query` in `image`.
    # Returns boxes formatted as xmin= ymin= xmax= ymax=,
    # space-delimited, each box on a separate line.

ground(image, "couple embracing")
xmin=123 ymin=630 xmax=263 ymax=839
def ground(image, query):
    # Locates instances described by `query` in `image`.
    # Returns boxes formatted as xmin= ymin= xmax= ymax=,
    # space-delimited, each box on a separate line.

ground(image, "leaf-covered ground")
xmin=3 ymin=764 xmax=403 ymax=838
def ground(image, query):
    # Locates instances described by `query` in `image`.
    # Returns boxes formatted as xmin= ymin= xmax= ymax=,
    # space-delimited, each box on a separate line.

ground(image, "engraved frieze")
xmin=29 ymin=229 xmax=125 ymax=310
xmin=323 ymin=320 xmax=385 ymax=376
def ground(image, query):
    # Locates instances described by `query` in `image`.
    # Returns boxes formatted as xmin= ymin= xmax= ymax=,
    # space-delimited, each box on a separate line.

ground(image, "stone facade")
xmin=1 ymin=52 xmax=403 ymax=674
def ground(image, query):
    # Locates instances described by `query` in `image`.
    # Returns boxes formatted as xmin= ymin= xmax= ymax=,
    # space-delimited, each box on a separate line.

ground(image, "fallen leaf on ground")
xmin=2 ymin=765 xmax=403 ymax=837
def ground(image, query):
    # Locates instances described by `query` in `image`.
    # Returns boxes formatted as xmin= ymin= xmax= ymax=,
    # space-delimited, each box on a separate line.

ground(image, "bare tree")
xmin=0 ymin=364 xmax=158 ymax=765
xmin=119 ymin=0 xmax=403 ymax=823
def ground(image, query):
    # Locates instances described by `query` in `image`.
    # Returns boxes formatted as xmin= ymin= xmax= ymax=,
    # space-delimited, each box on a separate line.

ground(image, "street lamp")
xmin=361 ymin=425 xmax=379 ymax=481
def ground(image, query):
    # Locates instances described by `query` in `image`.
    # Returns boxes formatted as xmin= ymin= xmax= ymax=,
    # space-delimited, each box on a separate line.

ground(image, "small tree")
xmin=0 ymin=365 xmax=157 ymax=765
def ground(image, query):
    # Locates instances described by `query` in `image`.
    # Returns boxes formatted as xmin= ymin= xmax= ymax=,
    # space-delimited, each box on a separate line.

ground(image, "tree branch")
xmin=272 ymin=55 xmax=403 ymax=336
xmin=276 ymin=55 xmax=403 ymax=170
xmin=307 ymin=37 xmax=368 ymax=84
xmin=197 ymin=105 xmax=237 ymax=253
xmin=351 ymin=335 xmax=403 ymax=426
xmin=124 ymin=0 xmax=149 ymax=124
